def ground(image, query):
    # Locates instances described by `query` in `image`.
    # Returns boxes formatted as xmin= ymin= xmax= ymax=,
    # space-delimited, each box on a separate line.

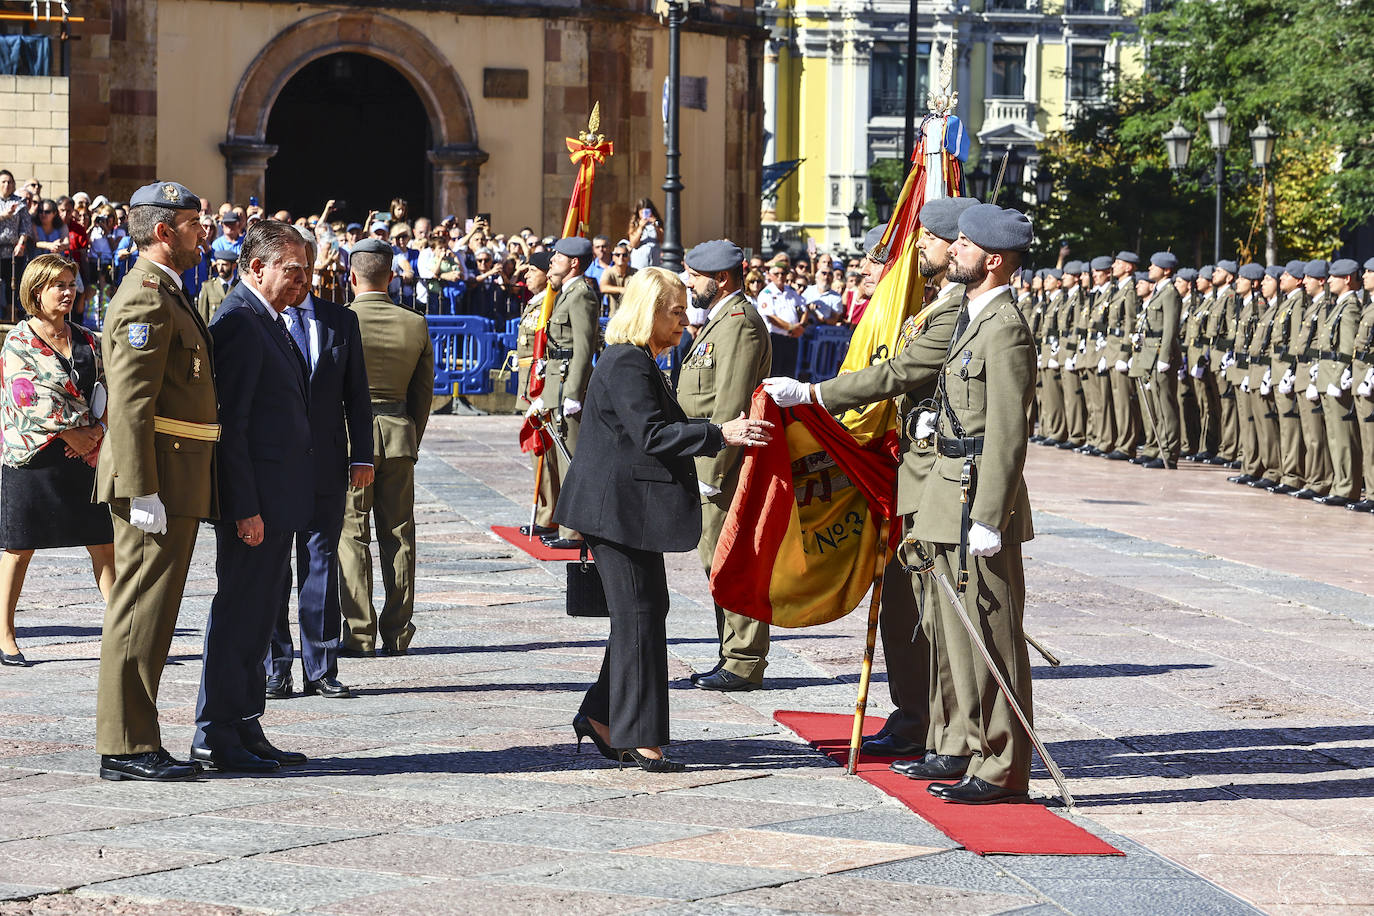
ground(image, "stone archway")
xmin=220 ymin=10 xmax=488 ymax=217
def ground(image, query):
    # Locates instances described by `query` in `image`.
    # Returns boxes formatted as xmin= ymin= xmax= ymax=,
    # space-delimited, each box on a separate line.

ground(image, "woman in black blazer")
xmin=555 ymin=267 xmax=771 ymax=772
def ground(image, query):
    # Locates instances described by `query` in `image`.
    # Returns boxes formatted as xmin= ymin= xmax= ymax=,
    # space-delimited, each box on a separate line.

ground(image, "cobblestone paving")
xmin=0 ymin=415 xmax=1366 ymax=914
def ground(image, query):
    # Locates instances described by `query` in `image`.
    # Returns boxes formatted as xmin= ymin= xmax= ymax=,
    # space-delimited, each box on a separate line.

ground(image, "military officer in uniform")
xmin=196 ymin=249 xmax=236 ymax=326
xmin=542 ymin=237 xmax=602 ymax=550
xmin=1081 ymin=260 xmax=1115 ymax=457
xmin=1225 ymin=263 xmax=1270 ymax=486
xmin=1312 ymin=258 xmax=1363 ymax=506
xmin=1174 ymin=268 xmax=1201 ymax=458
xmin=1058 ymin=262 xmax=1087 ymax=450
xmin=1207 ymin=262 xmax=1241 ymax=467
xmin=95 ymin=181 xmax=216 ymax=782
xmin=515 ymin=251 xmax=560 ymax=537
xmin=1234 ymin=264 xmax=1283 ymax=489
xmin=1131 ymin=252 xmax=1182 ymax=468
xmin=1104 ymin=254 xmax=1140 ymax=461
xmin=1349 ymin=259 xmax=1374 ymax=512
xmin=1184 ymin=266 xmax=1219 ymax=462
xmin=1292 ymin=260 xmax=1333 ymax=500
xmin=1269 ymin=261 xmax=1310 ymax=495
xmin=338 ymin=238 xmax=435 ymax=655
xmin=677 ymin=239 xmax=773 ymax=692
xmin=1036 ymin=268 xmax=1068 ymax=446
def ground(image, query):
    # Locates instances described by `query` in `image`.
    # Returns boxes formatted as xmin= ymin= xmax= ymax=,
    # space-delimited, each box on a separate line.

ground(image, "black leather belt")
xmin=937 ymin=436 xmax=985 ymax=458
xmin=1318 ymin=350 xmax=1352 ymax=363
xmin=1356 ymin=349 xmax=1373 ymax=364
xmin=1142 ymin=331 xmax=1163 ymax=339
xmin=1234 ymin=355 xmax=1250 ymax=369
xmin=547 ymin=346 xmax=574 ymax=360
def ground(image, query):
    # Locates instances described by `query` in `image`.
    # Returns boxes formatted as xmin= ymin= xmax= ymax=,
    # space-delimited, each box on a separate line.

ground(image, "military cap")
xmin=1150 ymin=251 xmax=1179 ymax=271
xmin=1034 ymin=268 xmax=1046 ymax=279
xmin=1114 ymin=250 xmax=1140 ymax=265
xmin=1090 ymin=255 xmax=1114 ymax=272
xmin=129 ymin=181 xmax=200 ymax=211
xmin=553 ymin=236 xmax=594 ymax=260
xmin=919 ymin=196 xmax=980 ymax=242
xmin=1283 ymin=259 xmax=1306 ymax=278
xmin=1265 ymin=265 xmax=1284 ymax=279
xmin=685 ymin=239 xmax=745 ymax=274
xmin=1044 ymin=267 xmax=1063 ymax=280
xmin=350 ymin=238 xmax=393 ymax=257
xmin=345 ymin=222 xmax=363 ymax=232
xmin=1199 ymin=264 xmax=1214 ymax=279
xmin=1063 ymin=260 xmax=1083 ymax=275
xmin=861 ymin=225 xmax=886 ymax=255
xmin=957 ymin=204 xmax=1032 ymax=252
xmin=526 ymin=251 xmax=553 ymax=273
xmin=1305 ymin=259 xmax=1329 ymax=279
xmin=212 ymin=249 xmax=238 ymax=263
xmin=1134 ymin=271 xmax=1150 ymax=283
xmin=1364 ymin=257 xmax=1374 ymax=272
xmin=1215 ymin=259 xmax=1238 ymax=276
xmin=1330 ymin=258 xmax=1359 ymax=277
xmin=1177 ymin=268 xmax=1198 ymax=282
xmin=1238 ymin=263 xmax=1265 ymax=281
xmin=220 ymin=211 xmax=240 ymax=224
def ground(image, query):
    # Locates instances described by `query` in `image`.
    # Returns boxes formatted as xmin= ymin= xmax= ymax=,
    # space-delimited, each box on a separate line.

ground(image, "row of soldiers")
xmin=1018 ymin=254 xmax=1374 ymax=510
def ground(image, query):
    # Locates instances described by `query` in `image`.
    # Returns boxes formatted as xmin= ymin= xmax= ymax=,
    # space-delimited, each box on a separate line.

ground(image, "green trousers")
xmin=340 ymin=456 xmax=417 ymax=653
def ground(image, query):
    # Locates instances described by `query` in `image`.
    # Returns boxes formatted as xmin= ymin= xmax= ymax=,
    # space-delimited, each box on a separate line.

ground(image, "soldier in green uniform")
xmin=1208 ymin=262 xmax=1242 ymax=467
xmin=1292 ymin=260 xmax=1333 ymax=500
xmin=1131 ymin=252 xmax=1182 ymax=468
xmin=1236 ymin=265 xmax=1283 ymax=489
xmin=1058 ymin=264 xmax=1087 ymax=450
xmin=1348 ymin=258 xmax=1374 ymax=512
xmin=1036 ymin=269 xmax=1068 ymax=446
xmin=1184 ymin=267 xmax=1218 ymax=461
xmin=196 ymin=250 xmax=236 ymax=327
xmin=676 ymin=239 xmax=773 ymax=692
xmin=515 ymin=252 xmax=560 ymax=536
xmin=1269 ymin=261 xmax=1310 ymax=495
xmin=1311 ymin=259 xmax=1364 ymax=506
xmin=1174 ymin=268 xmax=1201 ymax=458
xmin=95 ymin=181 xmax=216 ymax=782
xmin=1224 ymin=264 xmax=1269 ymax=485
xmin=338 ymin=238 xmax=434 ymax=655
xmin=1081 ymin=260 xmax=1115 ymax=456
xmin=1103 ymin=254 xmax=1140 ymax=460
xmin=542 ymin=237 xmax=602 ymax=549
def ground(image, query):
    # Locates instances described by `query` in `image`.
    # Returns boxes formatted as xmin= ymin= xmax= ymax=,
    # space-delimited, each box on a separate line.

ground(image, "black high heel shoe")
xmin=1 ymin=650 xmax=30 ymax=668
xmin=572 ymin=713 xmax=617 ymax=761
xmin=618 ymin=748 xmax=686 ymax=773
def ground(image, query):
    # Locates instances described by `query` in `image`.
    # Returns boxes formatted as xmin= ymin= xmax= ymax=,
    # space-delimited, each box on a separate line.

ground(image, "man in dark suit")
xmin=265 ymin=228 xmax=373 ymax=699
xmin=191 ymin=219 xmax=316 ymax=773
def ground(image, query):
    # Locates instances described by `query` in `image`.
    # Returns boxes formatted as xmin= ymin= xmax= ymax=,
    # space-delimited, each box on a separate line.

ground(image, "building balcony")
xmin=983 ymin=97 xmax=1038 ymax=132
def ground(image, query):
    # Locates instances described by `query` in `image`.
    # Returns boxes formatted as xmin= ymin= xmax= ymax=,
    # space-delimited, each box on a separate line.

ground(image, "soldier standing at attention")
xmin=1225 ymin=264 xmax=1268 ymax=486
xmin=515 ymin=251 xmax=560 ymax=537
xmin=1081 ymin=261 xmax=1115 ymax=457
xmin=1036 ymin=269 xmax=1068 ymax=447
xmin=95 ymin=182 xmax=215 ymax=782
xmin=541 ymin=237 xmax=601 ymax=550
xmin=676 ymin=239 xmax=773 ymax=692
xmin=1268 ymin=261 xmax=1310 ymax=495
xmin=1131 ymin=252 xmax=1182 ymax=469
xmin=1292 ymin=260 xmax=1333 ymax=501
xmin=196 ymin=250 xmax=236 ymax=326
xmin=1208 ymin=262 xmax=1241 ymax=468
xmin=1174 ymin=268 xmax=1201 ymax=459
xmin=1237 ymin=265 xmax=1283 ymax=490
xmin=1347 ymin=259 xmax=1374 ymax=512
xmin=338 ymin=238 xmax=434 ymax=656
xmin=1184 ymin=267 xmax=1218 ymax=462
xmin=1104 ymin=254 xmax=1140 ymax=461
xmin=1057 ymin=264 xmax=1086 ymax=451
xmin=1311 ymin=259 xmax=1363 ymax=506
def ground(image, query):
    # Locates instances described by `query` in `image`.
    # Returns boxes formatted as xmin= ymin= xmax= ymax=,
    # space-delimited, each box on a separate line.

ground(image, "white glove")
xmin=129 ymin=494 xmax=168 ymax=535
xmin=1240 ymin=376 xmax=1250 ymax=393
xmin=1131 ymin=332 xmax=1141 ymax=346
xmin=1259 ymin=368 xmax=1272 ymax=397
xmin=1326 ymin=383 xmax=1342 ymax=398
xmin=914 ymin=411 xmax=937 ymax=440
xmin=1048 ymin=358 xmax=1059 ymax=370
xmin=1222 ymin=353 xmax=1236 ymax=370
xmin=1115 ymin=359 xmax=1129 ymax=373
xmin=1156 ymin=360 xmax=1169 ymax=373
xmin=1180 ymin=310 xmax=1190 ymax=322
xmin=1360 ymin=368 xmax=1374 ymax=399
xmin=1097 ymin=357 xmax=1108 ymax=374
xmin=1278 ymin=369 xmax=1295 ymax=395
xmin=1036 ymin=353 xmax=1044 ymax=369
xmin=1096 ymin=333 xmax=1107 ymax=350
xmin=698 ymin=481 xmax=721 ymax=497
xmin=1177 ymin=366 xmax=1187 ymax=381
xmin=1305 ymin=383 xmax=1320 ymax=402
xmin=562 ymin=398 xmax=582 ymax=416
xmin=1309 ymin=364 xmax=1320 ymax=382
xmin=1077 ymin=339 xmax=1087 ymax=353
xmin=1191 ymin=364 xmax=1206 ymax=379
xmin=525 ymin=396 xmax=545 ymax=417
xmin=763 ymin=376 xmax=811 ymax=407
xmin=1065 ymin=355 xmax=1077 ymax=372
xmin=1050 ymin=341 xmax=1061 ymax=355
xmin=968 ymin=521 xmax=1002 ymax=558
xmin=1340 ymin=367 xmax=1353 ymax=391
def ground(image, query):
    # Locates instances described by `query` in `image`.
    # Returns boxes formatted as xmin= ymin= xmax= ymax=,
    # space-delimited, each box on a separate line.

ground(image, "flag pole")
xmin=528 ymin=451 xmax=545 ymax=537
xmin=846 ymin=515 xmax=892 ymax=775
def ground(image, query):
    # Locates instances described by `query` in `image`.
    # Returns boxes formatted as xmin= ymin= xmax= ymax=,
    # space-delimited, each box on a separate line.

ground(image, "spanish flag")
xmin=712 ymin=116 xmax=968 ymax=628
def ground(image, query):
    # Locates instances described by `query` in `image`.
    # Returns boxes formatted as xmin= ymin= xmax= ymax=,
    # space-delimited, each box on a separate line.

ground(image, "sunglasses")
xmin=40 ymin=208 xmax=56 ymax=214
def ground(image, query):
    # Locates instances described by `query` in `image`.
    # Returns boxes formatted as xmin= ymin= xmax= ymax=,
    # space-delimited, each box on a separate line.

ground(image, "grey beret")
xmin=1283 ymin=259 xmax=1306 ymax=278
xmin=1199 ymin=264 xmax=1214 ymax=279
xmin=1364 ymin=257 xmax=1374 ymax=272
xmin=526 ymin=251 xmax=553 ymax=273
xmin=685 ymin=239 xmax=744 ymax=274
xmin=1090 ymin=255 xmax=1114 ymax=272
xmin=919 ymin=196 xmax=981 ymax=242
xmin=350 ymin=238 xmax=393 ymax=257
xmin=1062 ymin=260 xmax=1083 ymax=275
xmin=212 ymin=249 xmax=239 ymax=263
xmin=1150 ymin=251 xmax=1178 ymax=271
xmin=861 ymin=225 xmax=887 ymax=258
xmin=553 ymin=236 xmax=594 ymax=260
xmin=1044 ymin=267 xmax=1063 ymax=280
xmin=1034 ymin=268 xmax=1046 ymax=279
xmin=1305 ymin=259 xmax=1329 ymax=279
xmin=957 ymin=204 xmax=1033 ymax=252
xmin=129 ymin=180 xmax=201 ymax=211
xmin=1115 ymin=250 xmax=1140 ymax=265
xmin=1215 ymin=259 xmax=1239 ymax=275
xmin=1135 ymin=270 xmax=1151 ymax=282
xmin=1265 ymin=265 xmax=1284 ymax=279
xmin=1330 ymin=258 xmax=1359 ymax=277
xmin=1177 ymin=268 xmax=1197 ymax=282
xmin=1238 ymin=263 xmax=1265 ymax=281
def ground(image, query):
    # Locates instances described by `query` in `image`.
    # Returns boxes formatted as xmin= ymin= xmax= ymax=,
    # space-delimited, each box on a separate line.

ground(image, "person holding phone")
xmin=627 ymin=198 xmax=662 ymax=270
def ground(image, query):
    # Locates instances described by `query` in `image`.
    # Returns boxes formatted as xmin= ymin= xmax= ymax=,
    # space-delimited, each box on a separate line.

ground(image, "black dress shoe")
xmin=1040 ymin=438 xmax=1062 ymax=447
xmin=338 ymin=646 xmax=375 ymax=658
xmin=1346 ymin=499 xmax=1374 ymax=512
xmin=1129 ymin=455 xmax=1151 ymax=465
xmin=1205 ymin=456 xmax=1231 ymax=466
xmin=244 ymin=739 xmax=307 ymax=766
xmin=1270 ymin=484 xmax=1298 ymax=495
xmin=1193 ymin=451 xmax=1216 ymax=462
xmin=1314 ymin=494 xmax=1351 ymax=507
xmin=1247 ymin=478 xmax=1278 ymax=490
xmin=1029 ymin=435 xmax=1045 ymax=444
xmin=100 ymin=751 xmax=198 ymax=782
xmin=519 ymin=524 xmax=557 ymax=537
xmin=926 ymin=776 xmax=965 ymax=798
xmin=689 ymin=662 xmax=722 ymax=685
xmin=304 ymin=676 xmax=352 ymax=698
xmin=542 ymin=538 xmax=586 ymax=551
xmin=693 ymin=669 xmax=761 ymax=691
xmin=1141 ymin=457 xmax=1173 ymax=469
xmin=1056 ymin=441 xmax=1079 ymax=450
xmin=189 ymin=745 xmax=281 ymax=773
xmin=265 ymin=674 xmax=293 ymax=699
xmin=862 ymin=733 xmax=927 ymax=757
xmin=377 ymin=646 xmax=409 ymax=657
xmin=897 ymin=752 xmax=971 ymax=780
xmin=1291 ymin=488 xmax=1318 ymax=500
xmin=155 ymin=746 xmax=205 ymax=775
xmin=939 ymin=776 xmax=1029 ymax=805
xmin=1228 ymin=474 xmax=1256 ymax=485
xmin=1105 ymin=450 xmax=1132 ymax=461
xmin=1 ymin=650 xmax=30 ymax=667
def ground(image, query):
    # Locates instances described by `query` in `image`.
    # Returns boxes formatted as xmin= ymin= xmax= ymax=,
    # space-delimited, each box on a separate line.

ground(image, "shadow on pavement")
xmin=1034 ymin=663 xmax=1214 ymax=679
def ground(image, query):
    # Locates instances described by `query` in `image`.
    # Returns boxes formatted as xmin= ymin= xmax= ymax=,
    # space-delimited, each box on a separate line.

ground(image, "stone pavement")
xmin=0 ymin=415 xmax=1367 ymax=914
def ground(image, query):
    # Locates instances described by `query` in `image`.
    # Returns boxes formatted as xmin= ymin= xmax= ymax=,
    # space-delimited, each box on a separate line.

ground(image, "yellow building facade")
xmin=763 ymin=0 xmax=1145 ymax=254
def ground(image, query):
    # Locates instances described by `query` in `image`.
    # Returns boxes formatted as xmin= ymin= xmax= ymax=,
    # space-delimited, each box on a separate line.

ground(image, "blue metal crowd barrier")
xmin=795 ymin=325 xmax=853 ymax=382
xmin=427 ymin=315 xmax=499 ymax=396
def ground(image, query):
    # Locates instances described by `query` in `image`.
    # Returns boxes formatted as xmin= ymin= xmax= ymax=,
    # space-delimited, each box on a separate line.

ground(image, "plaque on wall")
xmin=682 ymin=76 xmax=707 ymax=111
xmin=484 ymin=68 xmax=529 ymax=100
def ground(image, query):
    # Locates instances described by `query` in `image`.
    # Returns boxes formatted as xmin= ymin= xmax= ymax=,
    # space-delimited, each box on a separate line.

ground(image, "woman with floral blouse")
xmin=0 ymin=254 xmax=114 ymax=667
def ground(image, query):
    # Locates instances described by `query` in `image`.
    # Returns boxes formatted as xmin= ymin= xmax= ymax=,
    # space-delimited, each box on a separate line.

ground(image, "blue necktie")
xmin=287 ymin=305 xmax=312 ymax=372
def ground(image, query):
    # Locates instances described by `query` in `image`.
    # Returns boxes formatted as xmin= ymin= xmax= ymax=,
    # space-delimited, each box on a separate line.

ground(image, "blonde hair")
xmin=19 ymin=254 xmax=78 ymax=317
xmin=605 ymin=266 xmax=684 ymax=346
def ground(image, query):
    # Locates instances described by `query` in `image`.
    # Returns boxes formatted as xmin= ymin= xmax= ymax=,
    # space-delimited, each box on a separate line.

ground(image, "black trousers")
xmin=268 ymin=489 xmax=347 ymax=682
xmin=579 ymin=535 xmax=670 ymax=749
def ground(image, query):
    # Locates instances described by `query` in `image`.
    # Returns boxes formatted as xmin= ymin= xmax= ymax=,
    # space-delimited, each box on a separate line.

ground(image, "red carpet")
xmin=491 ymin=525 xmax=584 ymax=561
xmin=775 ymin=710 xmax=1121 ymax=856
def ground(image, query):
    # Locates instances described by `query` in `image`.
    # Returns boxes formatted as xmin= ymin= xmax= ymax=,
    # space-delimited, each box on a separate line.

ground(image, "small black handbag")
xmin=566 ymin=541 xmax=609 ymax=617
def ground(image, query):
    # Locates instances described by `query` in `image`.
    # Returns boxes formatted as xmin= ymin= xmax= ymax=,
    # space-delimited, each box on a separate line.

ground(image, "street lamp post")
xmin=659 ymin=0 xmax=696 ymax=273
xmin=847 ymin=201 xmax=866 ymax=255
xmin=1250 ymin=119 xmax=1279 ymax=264
xmin=1035 ymin=167 xmax=1053 ymax=208
xmin=1204 ymin=101 xmax=1231 ymax=263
